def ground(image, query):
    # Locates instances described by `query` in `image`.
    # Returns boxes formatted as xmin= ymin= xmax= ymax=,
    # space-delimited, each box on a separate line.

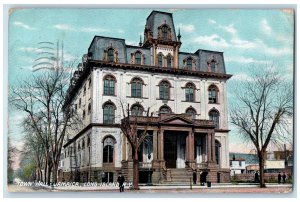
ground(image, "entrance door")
xmin=164 ymin=134 xmax=177 ymax=168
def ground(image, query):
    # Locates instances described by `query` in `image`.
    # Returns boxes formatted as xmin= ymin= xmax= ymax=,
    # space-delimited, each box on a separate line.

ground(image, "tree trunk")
xmin=47 ymin=161 xmax=52 ymax=185
xmin=133 ymin=149 xmax=139 ymax=190
xmin=52 ymin=163 xmax=58 ymax=184
xmin=258 ymin=152 xmax=266 ymax=188
xmin=44 ymin=160 xmax=47 ymax=183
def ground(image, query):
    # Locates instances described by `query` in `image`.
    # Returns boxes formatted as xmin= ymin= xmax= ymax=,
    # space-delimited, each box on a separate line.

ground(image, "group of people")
xmin=277 ymin=172 xmax=287 ymax=184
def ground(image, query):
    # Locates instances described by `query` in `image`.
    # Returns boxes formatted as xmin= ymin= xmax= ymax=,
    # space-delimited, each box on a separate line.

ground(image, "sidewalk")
xmin=38 ymin=183 xmax=292 ymax=192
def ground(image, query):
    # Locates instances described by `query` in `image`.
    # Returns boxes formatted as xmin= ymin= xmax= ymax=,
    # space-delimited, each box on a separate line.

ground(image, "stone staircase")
xmin=165 ymin=168 xmax=193 ymax=184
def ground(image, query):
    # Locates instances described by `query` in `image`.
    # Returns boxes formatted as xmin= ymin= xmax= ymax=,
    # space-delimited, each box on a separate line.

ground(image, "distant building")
xmin=230 ymin=155 xmax=246 ymax=176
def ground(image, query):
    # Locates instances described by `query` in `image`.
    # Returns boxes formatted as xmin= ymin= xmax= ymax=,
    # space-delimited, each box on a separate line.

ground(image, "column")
xmin=153 ymin=130 xmax=158 ymax=160
xmin=211 ymin=132 xmax=216 ymax=162
xmin=185 ymin=134 xmax=189 ymax=160
xmin=207 ymin=133 xmax=211 ymax=162
xmin=122 ymin=134 xmax=126 ymax=161
xmin=189 ymin=131 xmax=195 ymax=161
xmin=158 ymin=129 xmax=164 ymax=160
xmin=128 ymin=140 xmax=132 ymax=160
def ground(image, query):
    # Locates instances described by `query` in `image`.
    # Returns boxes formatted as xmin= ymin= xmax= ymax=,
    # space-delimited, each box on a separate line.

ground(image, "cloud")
xmin=54 ymin=24 xmax=75 ymax=31
xmin=219 ymin=24 xmax=237 ymax=35
xmin=194 ymin=34 xmax=230 ymax=49
xmin=178 ymin=23 xmax=195 ymax=33
xmin=260 ymin=19 xmax=272 ymax=35
xmin=208 ymin=19 xmax=216 ymax=24
xmin=18 ymin=47 xmax=43 ymax=53
xmin=117 ymin=29 xmax=125 ymax=33
xmin=226 ymin=56 xmax=270 ymax=64
xmin=81 ymin=27 xmax=109 ymax=33
xmin=230 ymin=38 xmax=256 ymax=49
xmin=13 ymin=21 xmax=35 ymax=30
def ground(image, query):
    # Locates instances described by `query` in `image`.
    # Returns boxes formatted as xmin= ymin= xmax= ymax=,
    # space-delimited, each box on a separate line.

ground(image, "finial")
xmin=139 ymin=35 xmax=143 ymax=47
xmin=177 ymin=28 xmax=181 ymax=41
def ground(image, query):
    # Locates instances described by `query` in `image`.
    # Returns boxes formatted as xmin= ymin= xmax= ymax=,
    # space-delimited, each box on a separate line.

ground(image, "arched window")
xmin=186 ymin=107 xmax=197 ymax=119
xmin=185 ymin=82 xmax=195 ymax=102
xmin=209 ymin=109 xmax=220 ymax=129
xmin=131 ymin=77 xmax=143 ymax=98
xmin=103 ymin=137 xmax=115 ymax=163
xmin=88 ymin=103 xmax=91 ymax=114
xmin=107 ymin=48 xmax=114 ymax=62
xmin=208 ymin=85 xmax=218 ymax=103
xmin=162 ymin=25 xmax=168 ymax=39
xmin=87 ymin=137 xmax=90 ymax=147
xmin=103 ymin=102 xmax=115 ymax=124
xmin=131 ymin=103 xmax=144 ymax=116
xmin=82 ymin=139 xmax=85 ymax=148
xmin=135 ymin=51 xmax=142 ymax=65
xmin=158 ymin=53 xmax=163 ymax=67
xmin=187 ymin=58 xmax=193 ymax=70
xmin=103 ymin=75 xmax=116 ymax=96
xmin=159 ymin=80 xmax=170 ymax=100
xmin=167 ymin=54 xmax=172 ymax=68
xmin=159 ymin=105 xmax=172 ymax=114
xmin=215 ymin=140 xmax=221 ymax=165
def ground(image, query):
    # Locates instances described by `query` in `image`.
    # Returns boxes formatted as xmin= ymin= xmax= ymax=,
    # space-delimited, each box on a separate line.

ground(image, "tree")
xmin=230 ymin=67 xmax=293 ymax=188
xmin=119 ymin=102 xmax=151 ymax=190
xmin=10 ymin=68 xmax=82 ymax=184
xmin=7 ymin=137 xmax=18 ymax=184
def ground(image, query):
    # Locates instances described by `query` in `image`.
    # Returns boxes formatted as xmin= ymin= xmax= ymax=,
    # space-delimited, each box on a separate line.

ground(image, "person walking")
xmin=282 ymin=172 xmax=286 ymax=184
xmin=254 ymin=171 xmax=259 ymax=183
xmin=277 ymin=172 xmax=282 ymax=184
xmin=117 ymin=173 xmax=125 ymax=192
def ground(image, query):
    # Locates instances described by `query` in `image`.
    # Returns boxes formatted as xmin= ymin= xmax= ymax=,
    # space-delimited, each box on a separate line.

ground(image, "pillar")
xmin=153 ymin=130 xmax=158 ymax=160
xmin=211 ymin=132 xmax=216 ymax=162
xmin=207 ymin=133 xmax=211 ymax=162
xmin=189 ymin=131 xmax=195 ymax=161
xmin=158 ymin=129 xmax=164 ymax=160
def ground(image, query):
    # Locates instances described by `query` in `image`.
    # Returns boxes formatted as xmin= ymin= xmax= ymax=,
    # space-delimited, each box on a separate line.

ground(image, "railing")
xmin=196 ymin=162 xmax=208 ymax=169
xmin=138 ymin=162 xmax=152 ymax=168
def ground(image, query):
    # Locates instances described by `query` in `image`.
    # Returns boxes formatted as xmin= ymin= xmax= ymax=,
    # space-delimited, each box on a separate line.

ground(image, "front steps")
xmin=165 ymin=168 xmax=193 ymax=184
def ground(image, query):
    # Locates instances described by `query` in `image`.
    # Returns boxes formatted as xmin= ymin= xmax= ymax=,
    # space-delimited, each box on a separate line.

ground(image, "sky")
xmin=8 ymin=8 xmax=294 ymax=168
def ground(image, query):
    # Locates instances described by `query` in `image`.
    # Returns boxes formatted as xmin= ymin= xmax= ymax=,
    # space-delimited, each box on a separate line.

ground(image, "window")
xmin=82 ymin=109 xmax=86 ymax=119
xmin=87 ymin=137 xmax=90 ymax=147
xmin=131 ymin=104 xmax=144 ymax=116
xmin=187 ymin=58 xmax=193 ymax=70
xmin=158 ymin=53 xmax=163 ymax=67
xmin=209 ymin=109 xmax=220 ymax=129
xmin=79 ymin=98 xmax=81 ymax=108
xmin=135 ymin=52 xmax=142 ymax=65
xmin=162 ymin=25 xmax=168 ymax=39
xmin=103 ymin=75 xmax=116 ymax=96
xmin=208 ymin=85 xmax=218 ymax=103
xmin=159 ymin=105 xmax=172 ymax=114
xmin=167 ymin=54 xmax=172 ymax=68
xmin=131 ymin=77 xmax=143 ymax=98
xmin=82 ymin=139 xmax=85 ymax=148
xmin=88 ymin=103 xmax=91 ymax=114
xmin=186 ymin=107 xmax=197 ymax=119
xmin=239 ymin=161 xmax=242 ymax=167
xmin=103 ymin=103 xmax=115 ymax=124
xmin=159 ymin=80 xmax=170 ymax=100
xmin=185 ymin=83 xmax=195 ymax=102
xmin=83 ymin=85 xmax=86 ymax=95
xmin=211 ymin=61 xmax=216 ymax=72
xmin=107 ymin=48 xmax=114 ymax=62
xmin=103 ymin=137 xmax=115 ymax=163
xmin=102 ymin=172 xmax=114 ymax=183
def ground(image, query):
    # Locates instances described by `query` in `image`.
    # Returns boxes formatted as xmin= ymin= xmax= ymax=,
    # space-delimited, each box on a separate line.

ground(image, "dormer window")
xmin=187 ymin=58 xmax=193 ymax=70
xmin=108 ymin=48 xmax=114 ymax=62
xmin=135 ymin=51 xmax=142 ymax=65
xmin=162 ymin=25 xmax=168 ymax=40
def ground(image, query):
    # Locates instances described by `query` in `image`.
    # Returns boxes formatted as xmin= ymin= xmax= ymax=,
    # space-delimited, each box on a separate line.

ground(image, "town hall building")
xmin=60 ymin=10 xmax=232 ymax=184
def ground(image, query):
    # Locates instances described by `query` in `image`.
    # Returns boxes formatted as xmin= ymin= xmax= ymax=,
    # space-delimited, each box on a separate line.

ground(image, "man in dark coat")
xmin=282 ymin=172 xmax=286 ymax=184
xmin=254 ymin=171 xmax=259 ymax=183
xmin=277 ymin=172 xmax=282 ymax=184
xmin=117 ymin=173 xmax=125 ymax=192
